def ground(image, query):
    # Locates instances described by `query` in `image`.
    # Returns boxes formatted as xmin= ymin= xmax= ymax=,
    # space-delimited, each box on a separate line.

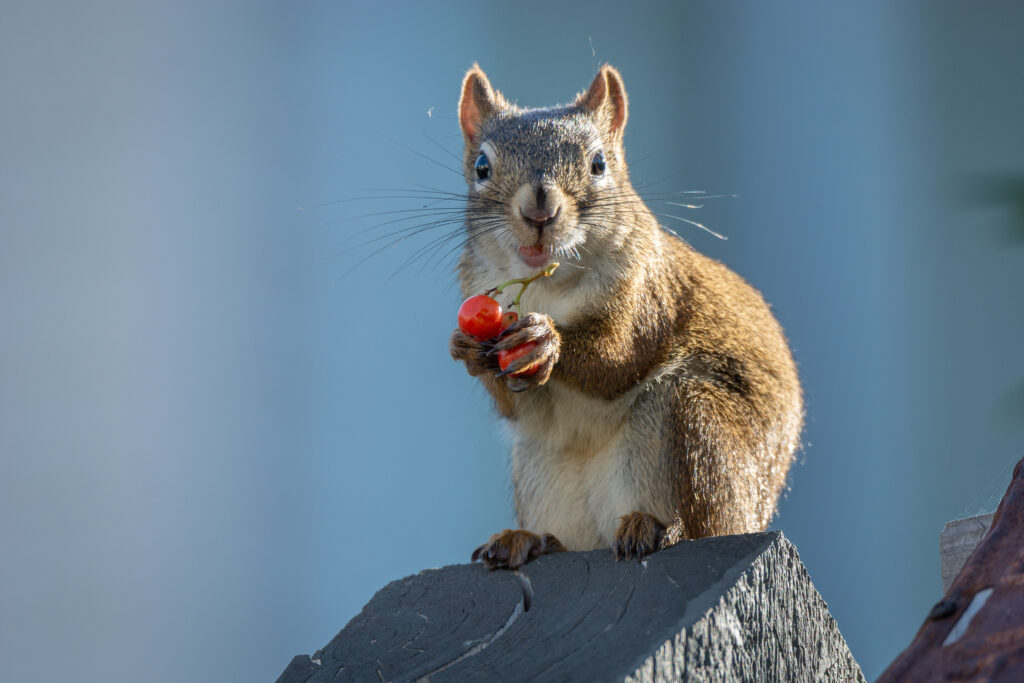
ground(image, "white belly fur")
xmin=508 ymin=380 xmax=661 ymax=551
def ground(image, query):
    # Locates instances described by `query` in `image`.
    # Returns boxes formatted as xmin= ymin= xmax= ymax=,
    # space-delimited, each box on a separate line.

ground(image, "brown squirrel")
xmin=449 ymin=64 xmax=803 ymax=570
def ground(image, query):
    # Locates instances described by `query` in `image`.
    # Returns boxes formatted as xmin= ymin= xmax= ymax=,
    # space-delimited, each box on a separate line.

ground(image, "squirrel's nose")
xmin=521 ymin=206 xmax=559 ymax=233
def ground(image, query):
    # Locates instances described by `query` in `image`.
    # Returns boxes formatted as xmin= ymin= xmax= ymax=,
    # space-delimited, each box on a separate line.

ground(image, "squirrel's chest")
xmin=513 ymin=381 xmax=632 ymax=453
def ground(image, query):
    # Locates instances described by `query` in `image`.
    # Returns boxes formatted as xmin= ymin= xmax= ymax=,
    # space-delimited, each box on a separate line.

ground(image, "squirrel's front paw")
xmin=493 ymin=312 xmax=560 ymax=392
xmin=449 ymin=328 xmax=496 ymax=376
xmin=471 ymin=529 xmax=565 ymax=570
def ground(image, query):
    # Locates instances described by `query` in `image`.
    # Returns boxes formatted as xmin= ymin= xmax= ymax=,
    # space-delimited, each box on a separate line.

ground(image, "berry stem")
xmin=487 ymin=262 xmax=560 ymax=310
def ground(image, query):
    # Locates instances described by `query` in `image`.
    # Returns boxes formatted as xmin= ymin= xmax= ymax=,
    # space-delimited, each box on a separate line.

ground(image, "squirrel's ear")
xmin=459 ymin=64 xmax=505 ymax=146
xmin=576 ymin=64 xmax=629 ymax=140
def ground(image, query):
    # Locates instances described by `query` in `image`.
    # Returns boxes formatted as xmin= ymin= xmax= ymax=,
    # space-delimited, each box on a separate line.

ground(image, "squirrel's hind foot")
xmin=471 ymin=529 xmax=565 ymax=570
xmin=612 ymin=512 xmax=667 ymax=561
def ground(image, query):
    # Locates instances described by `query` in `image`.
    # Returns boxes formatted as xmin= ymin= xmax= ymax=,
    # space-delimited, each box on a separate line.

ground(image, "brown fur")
xmin=451 ymin=65 xmax=803 ymax=566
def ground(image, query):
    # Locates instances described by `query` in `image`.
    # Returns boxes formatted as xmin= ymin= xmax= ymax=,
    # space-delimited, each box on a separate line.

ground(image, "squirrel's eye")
xmin=475 ymin=153 xmax=490 ymax=181
xmin=590 ymin=151 xmax=606 ymax=177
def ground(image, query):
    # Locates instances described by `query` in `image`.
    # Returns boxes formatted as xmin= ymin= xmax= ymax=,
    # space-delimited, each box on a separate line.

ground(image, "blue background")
xmin=2 ymin=2 xmax=1023 ymax=681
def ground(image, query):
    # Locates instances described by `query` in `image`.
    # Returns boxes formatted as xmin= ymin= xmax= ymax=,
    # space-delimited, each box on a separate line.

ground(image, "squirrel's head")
xmin=458 ymin=65 xmax=638 ymax=274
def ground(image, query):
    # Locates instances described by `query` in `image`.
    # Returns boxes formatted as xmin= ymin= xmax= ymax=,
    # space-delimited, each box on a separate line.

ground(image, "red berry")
xmin=458 ymin=295 xmax=503 ymax=340
xmin=498 ymin=341 xmax=539 ymax=376
xmin=501 ymin=311 xmax=519 ymax=330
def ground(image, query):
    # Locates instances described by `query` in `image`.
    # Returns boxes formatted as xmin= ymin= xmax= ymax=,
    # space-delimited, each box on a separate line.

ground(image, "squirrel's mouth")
xmin=518 ymin=244 xmax=551 ymax=268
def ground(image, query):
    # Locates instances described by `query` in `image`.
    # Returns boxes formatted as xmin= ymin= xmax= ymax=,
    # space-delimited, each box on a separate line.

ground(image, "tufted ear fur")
xmin=458 ymin=64 xmax=506 ymax=146
xmin=576 ymin=64 xmax=629 ymax=140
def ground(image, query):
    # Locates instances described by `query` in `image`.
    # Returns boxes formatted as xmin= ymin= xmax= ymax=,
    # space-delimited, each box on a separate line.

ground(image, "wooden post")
xmin=277 ymin=532 xmax=864 ymax=682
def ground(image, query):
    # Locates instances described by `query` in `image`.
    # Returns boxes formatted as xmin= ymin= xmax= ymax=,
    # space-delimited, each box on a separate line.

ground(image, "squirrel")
xmin=449 ymin=64 xmax=803 ymax=570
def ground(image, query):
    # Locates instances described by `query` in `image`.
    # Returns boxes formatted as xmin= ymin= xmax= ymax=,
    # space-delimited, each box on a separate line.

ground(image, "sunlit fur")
xmin=453 ymin=65 xmax=804 ymax=560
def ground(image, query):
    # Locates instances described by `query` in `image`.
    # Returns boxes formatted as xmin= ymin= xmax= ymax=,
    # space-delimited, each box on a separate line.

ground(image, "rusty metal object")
xmin=878 ymin=457 xmax=1024 ymax=682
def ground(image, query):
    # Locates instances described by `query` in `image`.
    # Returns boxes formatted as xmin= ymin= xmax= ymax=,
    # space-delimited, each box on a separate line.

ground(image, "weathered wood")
xmin=878 ymin=456 xmax=1024 ymax=682
xmin=941 ymin=513 xmax=995 ymax=593
xmin=278 ymin=532 xmax=863 ymax=683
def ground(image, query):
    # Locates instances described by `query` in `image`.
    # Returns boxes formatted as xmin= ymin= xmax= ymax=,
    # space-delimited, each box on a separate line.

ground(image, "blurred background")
xmin=2 ymin=1 xmax=1023 ymax=681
